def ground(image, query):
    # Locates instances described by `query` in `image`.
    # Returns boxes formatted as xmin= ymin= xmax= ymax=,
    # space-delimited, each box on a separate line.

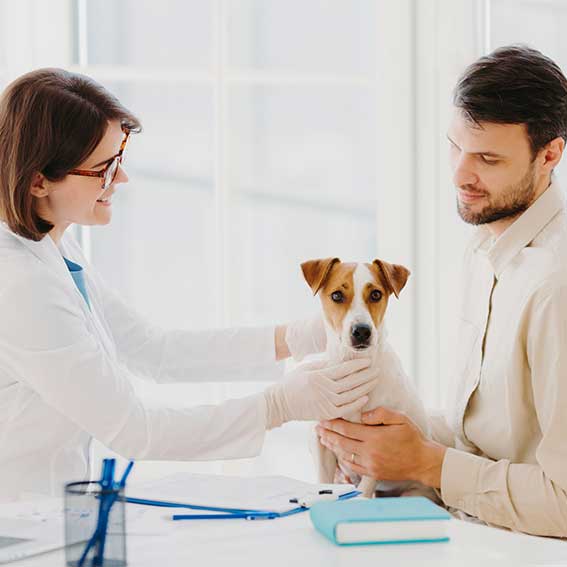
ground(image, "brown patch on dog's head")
xmin=371 ymin=259 xmax=410 ymax=299
xmin=359 ymin=264 xmax=391 ymax=330
xmin=301 ymin=258 xmax=355 ymax=337
xmin=301 ymin=258 xmax=340 ymax=295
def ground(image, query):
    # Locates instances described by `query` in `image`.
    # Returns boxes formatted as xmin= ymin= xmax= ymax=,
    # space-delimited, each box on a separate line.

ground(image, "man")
xmin=316 ymin=45 xmax=567 ymax=538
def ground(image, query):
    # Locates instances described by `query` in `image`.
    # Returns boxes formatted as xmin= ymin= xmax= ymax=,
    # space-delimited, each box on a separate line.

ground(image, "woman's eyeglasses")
xmin=68 ymin=129 xmax=131 ymax=191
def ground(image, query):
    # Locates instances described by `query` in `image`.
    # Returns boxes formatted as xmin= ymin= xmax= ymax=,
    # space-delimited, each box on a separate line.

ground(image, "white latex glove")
xmin=263 ymin=358 xmax=377 ymax=429
xmin=284 ymin=316 xmax=327 ymax=361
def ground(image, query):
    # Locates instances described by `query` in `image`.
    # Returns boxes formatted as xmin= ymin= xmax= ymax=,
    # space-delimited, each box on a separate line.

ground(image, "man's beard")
xmin=457 ymin=164 xmax=536 ymax=225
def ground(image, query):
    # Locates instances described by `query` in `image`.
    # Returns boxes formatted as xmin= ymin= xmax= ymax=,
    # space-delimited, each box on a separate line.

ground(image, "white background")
xmin=0 ymin=0 xmax=565 ymax=483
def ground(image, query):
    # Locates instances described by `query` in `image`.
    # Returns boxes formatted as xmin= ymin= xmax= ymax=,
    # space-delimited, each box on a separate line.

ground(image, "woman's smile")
xmin=96 ymin=190 xmax=115 ymax=206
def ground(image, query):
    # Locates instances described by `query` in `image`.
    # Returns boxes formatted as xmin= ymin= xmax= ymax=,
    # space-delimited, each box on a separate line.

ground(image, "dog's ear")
xmin=301 ymin=258 xmax=340 ymax=295
xmin=373 ymin=259 xmax=410 ymax=299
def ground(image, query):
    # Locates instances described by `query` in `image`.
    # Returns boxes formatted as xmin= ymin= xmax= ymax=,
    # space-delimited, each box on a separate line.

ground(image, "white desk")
xmin=18 ymin=505 xmax=567 ymax=567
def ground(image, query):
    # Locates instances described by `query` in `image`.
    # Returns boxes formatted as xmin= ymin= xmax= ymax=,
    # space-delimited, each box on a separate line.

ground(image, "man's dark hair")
xmin=454 ymin=45 xmax=567 ymax=157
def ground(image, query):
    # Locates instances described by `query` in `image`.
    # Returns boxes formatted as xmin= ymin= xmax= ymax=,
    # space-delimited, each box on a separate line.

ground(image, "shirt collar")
xmin=0 ymin=221 xmax=78 ymax=293
xmin=471 ymin=180 xmax=565 ymax=277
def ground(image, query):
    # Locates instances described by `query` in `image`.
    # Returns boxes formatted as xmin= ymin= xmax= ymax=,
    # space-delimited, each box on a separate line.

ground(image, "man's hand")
xmin=316 ymin=406 xmax=447 ymax=489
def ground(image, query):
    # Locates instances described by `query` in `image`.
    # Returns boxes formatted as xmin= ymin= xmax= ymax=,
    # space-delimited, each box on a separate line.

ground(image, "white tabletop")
xmin=17 ymin=504 xmax=567 ymax=567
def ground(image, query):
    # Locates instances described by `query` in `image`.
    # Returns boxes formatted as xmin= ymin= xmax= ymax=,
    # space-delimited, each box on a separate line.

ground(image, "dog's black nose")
xmin=351 ymin=323 xmax=372 ymax=346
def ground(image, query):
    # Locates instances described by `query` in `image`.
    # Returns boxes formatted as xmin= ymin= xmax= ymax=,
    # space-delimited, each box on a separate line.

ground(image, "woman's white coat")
xmin=0 ymin=222 xmax=283 ymax=500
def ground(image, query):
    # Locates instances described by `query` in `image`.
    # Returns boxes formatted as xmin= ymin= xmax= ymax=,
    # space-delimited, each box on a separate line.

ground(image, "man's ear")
xmin=30 ymin=172 xmax=50 ymax=198
xmin=373 ymin=259 xmax=410 ymax=299
xmin=301 ymin=257 xmax=340 ymax=295
xmin=541 ymin=136 xmax=565 ymax=172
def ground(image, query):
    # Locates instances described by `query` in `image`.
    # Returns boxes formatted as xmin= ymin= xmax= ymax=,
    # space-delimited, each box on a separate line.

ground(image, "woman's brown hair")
xmin=0 ymin=68 xmax=141 ymax=241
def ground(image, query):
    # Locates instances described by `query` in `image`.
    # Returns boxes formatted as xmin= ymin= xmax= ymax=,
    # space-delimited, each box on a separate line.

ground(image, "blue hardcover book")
xmin=309 ymin=496 xmax=452 ymax=546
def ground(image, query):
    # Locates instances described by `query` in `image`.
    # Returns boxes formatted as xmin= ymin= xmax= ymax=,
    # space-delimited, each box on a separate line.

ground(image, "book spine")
xmin=309 ymin=508 xmax=338 ymax=544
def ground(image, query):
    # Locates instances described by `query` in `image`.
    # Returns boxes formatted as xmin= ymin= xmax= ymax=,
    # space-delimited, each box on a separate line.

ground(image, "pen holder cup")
xmin=64 ymin=480 xmax=127 ymax=567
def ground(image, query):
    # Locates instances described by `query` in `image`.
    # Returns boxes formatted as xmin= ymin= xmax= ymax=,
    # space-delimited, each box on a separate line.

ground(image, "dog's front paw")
xmin=333 ymin=465 xmax=351 ymax=485
xmin=334 ymin=460 xmax=361 ymax=485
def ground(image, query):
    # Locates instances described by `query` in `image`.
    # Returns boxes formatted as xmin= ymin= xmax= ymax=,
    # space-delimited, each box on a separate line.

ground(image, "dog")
xmin=301 ymin=257 xmax=433 ymax=499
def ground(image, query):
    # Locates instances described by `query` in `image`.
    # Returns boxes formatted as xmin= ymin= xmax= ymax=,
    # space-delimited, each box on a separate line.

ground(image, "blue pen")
xmin=124 ymin=496 xmax=268 ymax=515
xmin=78 ymin=459 xmax=114 ymax=567
xmin=78 ymin=460 xmax=134 ymax=567
xmin=117 ymin=461 xmax=134 ymax=488
xmin=95 ymin=460 xmax=134 ymax=566
xmin=106 ymin=460 xmax=115 ymax=488
xmin=172 ymin=513 xmax=279 ymax=520
xmin=93 ymin=459 xmax=116 ymax=566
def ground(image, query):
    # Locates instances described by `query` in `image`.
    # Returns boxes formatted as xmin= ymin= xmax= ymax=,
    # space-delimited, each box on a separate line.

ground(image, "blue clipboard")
xmin=123 ymin=490 xmax=362 ymax=521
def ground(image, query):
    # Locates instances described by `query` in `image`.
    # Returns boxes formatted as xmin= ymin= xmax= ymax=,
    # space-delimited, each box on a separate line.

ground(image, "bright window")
xmin=0 ymin=0 xmax=396 ymax=483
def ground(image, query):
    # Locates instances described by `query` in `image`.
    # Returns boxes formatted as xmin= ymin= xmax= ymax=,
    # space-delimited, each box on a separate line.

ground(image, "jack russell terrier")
xmin=301 ymin=257 xmax=433 ymax=499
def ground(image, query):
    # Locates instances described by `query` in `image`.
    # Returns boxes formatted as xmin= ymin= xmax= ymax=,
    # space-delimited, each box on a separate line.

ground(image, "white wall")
xmin=414 ymin=0 xmax=483 ymax=410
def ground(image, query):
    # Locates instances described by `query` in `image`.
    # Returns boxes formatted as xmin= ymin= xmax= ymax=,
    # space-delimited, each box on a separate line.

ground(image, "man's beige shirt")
xmin=432 ymin=180 xmax=567 ymax=538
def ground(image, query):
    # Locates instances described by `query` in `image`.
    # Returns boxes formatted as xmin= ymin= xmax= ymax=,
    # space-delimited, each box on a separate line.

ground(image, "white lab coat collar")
xmin=0 ymin=220 xmax=68 ymax=270
xmin=0 ymin=222 xmax=91 ymax=318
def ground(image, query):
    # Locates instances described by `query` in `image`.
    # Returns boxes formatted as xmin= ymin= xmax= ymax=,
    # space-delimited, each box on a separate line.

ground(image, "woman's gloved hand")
xmin=264 ymin=358 xmax=377 ymax=429
xmin=284 ymin=316 xmax=327 ymax=361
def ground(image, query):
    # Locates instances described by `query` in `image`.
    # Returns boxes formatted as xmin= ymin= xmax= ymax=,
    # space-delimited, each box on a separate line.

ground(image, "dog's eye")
xmin=369 ymin=289 xmax=383 ymax=302
xmin=331 ymin=291 xmax=344 ymax=303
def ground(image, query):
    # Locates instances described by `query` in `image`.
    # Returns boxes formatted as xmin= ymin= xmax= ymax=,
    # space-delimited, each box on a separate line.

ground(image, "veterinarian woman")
xmin=0 ymin=69 xmax=377 ymax=501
